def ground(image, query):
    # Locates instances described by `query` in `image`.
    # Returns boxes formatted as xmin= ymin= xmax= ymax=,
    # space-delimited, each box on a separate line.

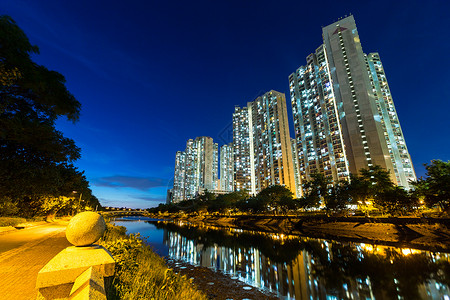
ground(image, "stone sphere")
xmin=66 ymin=212 xmax=106 ymax=246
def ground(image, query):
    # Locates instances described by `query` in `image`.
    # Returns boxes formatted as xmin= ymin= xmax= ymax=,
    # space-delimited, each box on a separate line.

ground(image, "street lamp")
xmin=72 ymin=191 xmax=83 ymax=214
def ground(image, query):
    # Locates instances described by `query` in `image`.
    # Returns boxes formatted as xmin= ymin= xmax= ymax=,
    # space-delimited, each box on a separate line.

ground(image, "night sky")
xmin=3 ymin=0 xmax=450 ymax=208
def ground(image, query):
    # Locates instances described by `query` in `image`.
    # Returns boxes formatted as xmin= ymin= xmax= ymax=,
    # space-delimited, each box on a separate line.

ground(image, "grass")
xmin=100 ymin=223 xmax=207 ymax=300
xmin=0 ymin=217 xmax=27 ymax=227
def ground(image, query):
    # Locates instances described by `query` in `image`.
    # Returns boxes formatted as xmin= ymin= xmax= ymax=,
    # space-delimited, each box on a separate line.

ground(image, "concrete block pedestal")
xmin=36 ymin=245 xmax=114 ymax=299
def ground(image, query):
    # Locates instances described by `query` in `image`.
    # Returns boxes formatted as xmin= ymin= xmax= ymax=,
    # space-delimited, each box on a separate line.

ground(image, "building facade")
xmin=291 ymin=138 xmax=302 ymax=198
xmin=172 ymin=136 xmax=219 ymax=203
xmin=289 ymin=45 xmax=349 ymax=186
xmin=220 ymin=143 xmax=234 ymax=192
xmin=233 ymin=90 xmax=296 ymax=195
xmin=289 ymin=15 xmax=415 ymax=189
xmin=233 ymin=105 xmax=255 ymax=194
xmin=172 ymin=151 xmax=187 ymax=202
xmin=365 ymin=53 xmax=416 ymax=188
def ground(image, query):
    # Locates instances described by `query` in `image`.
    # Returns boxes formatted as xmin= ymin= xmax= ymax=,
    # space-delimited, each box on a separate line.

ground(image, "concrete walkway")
xmin=0 ymin=222 xmax=71 ymax=300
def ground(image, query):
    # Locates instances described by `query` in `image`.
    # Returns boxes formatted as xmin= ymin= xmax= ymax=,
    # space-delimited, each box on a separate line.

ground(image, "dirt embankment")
xmin=156 ymin=214 xmax=450 ymax=252
xmin=165 ymin=259 xmax=279 ymax=300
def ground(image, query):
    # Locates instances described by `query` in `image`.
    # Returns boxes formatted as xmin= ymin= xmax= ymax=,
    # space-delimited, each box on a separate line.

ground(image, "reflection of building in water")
xmin=417 ymin=251 xmax=450 ymax=299
xmin=164 ymin=229 xmax=450 ymax=299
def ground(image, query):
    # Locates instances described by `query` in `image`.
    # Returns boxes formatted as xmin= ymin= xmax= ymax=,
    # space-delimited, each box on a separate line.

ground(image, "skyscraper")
xmin=289 ymin=45 xmax=349 ymax=186
xmin=172 ymin=136 xmax=218 ymax=203
xmin=291 ymin=138 xmax=302 ymax=198
xmin=289 ymin=15 xmax=416 ymax=189
xmin=233 ymin=90 xmax=296 ymax=195
xmin=172 ymin=151 xmax=186 ymax=202
xmin=365 ymin=53 xmax=416 ymax=188
xmin=220 ymin=143 xmax=234 ymax=192
xmin=233 ymin=105 xmax=255 ymax=194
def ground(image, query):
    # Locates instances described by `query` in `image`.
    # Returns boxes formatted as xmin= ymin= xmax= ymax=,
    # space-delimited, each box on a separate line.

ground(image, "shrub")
xmin=100 ymin=224 xmax=207 ymax=300
xmin=0 ymin=217 xmax=26 ymax=227
xmin=0 ymin=197 xmax=19 ymax=216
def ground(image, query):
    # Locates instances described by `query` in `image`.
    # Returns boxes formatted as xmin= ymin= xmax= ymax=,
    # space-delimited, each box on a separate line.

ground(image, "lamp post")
xmin=73 ymin=191 xmax=83 ymax=214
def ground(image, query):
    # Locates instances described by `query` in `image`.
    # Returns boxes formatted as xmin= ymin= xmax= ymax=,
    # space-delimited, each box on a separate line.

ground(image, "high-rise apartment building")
xmin=290 ymin=45 xmax=349 ymax=186
xmin=220 ymin=143 xmax=234 ymax=192
xmin=365 ymin=53 xmax=416 ymax=188
xmin=289 ymin=15 xmax=416 ymax=189
xmin=233 ymin=90 xmax=296 ymax=195
xmin=233 ymin=105 xmax=255 ymax=194
xmin=172 ymin=151 xmax=186 ymax=202
xmin=172 ymin=136 xmax=218 ymax=203
xmin=291 ymin=138 xmax=302 ymax=198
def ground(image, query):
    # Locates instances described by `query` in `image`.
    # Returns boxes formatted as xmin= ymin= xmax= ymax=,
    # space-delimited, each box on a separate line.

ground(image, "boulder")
xmin=66 ymin=212 xmax=106 ymax=246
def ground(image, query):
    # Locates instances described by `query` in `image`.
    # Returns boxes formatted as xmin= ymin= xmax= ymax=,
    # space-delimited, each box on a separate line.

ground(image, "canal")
xmin=114 ymin=216 xmax=450 ymax=299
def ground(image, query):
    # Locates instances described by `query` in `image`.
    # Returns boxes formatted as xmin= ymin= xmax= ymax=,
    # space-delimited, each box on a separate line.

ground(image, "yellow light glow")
xmin=401 ymin=248 xmax=421 ymax=256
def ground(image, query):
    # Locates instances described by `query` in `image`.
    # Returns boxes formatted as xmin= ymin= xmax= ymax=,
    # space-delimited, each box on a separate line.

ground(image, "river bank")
xmin=165 ymin=259 xmax=279 ymax=300
xmin=113 ymin=214 xmax=450 ymax=299
xmin=149 ymin=213 xmax=450 ymax=252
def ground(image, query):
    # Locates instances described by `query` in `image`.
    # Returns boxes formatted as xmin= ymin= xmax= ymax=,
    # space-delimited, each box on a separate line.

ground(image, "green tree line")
xmin=154 ymin=160 xmax=450 ymax=217
xmin=0 ymin=16 xmax=100 ymax=217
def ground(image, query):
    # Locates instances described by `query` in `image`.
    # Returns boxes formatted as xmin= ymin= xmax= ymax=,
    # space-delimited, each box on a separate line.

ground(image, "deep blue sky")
xmin=3 ymin=0 xmax=450 ymax=208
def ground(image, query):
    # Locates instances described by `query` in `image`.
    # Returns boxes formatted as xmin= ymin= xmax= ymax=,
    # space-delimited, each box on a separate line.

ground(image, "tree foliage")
xmin=208 ymin=190 xmax=248 ymax=212
xmin=373 ymin=186 xmax=418 ymax=216
xmin=413 ymin=160 xmax=450 ymax=212
xmin=155 ymin=163 xmax=449 ymax=217
xmin=346 ymin=173 xmax=370 ymax=206
xmin=299 ymin=172 xmax=329 ymax=209
xmin=256 ymin=185 xmax=294 ymax=213
xmin=359 ymin=165 xmax=395 ymax=197
xmin=324 ymin=181 xmax=351 ymax=213
xmin=0 ymin=16 xmax=98 ymax=216
xmin=353 ymin=165 xmax=418 ymax=216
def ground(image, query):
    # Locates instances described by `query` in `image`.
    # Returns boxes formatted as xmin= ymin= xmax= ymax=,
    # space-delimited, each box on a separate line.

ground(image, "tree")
xmin=256 ymin=185 xmax=294 ymax=214
xmin=359 ymin=165 xmax=395 ymax=196
xmin=0 ymin=196 xmax=19 ymax=216
xmin=300 ymin=172 xmax=330 ymax=210
xmin=236 ymin=196 xmax=265 ymax=213
xmin=40 ymin=196 xmax=76 ymax=217
xmin=324 ymin=181 xmax=351 ymax=214
xmin=0 ymin=16 xmax=91 ymax=216
xmin=347 ymin=165 xmax=395 ymax=214
xmin=196 ymin=189 xmax=216 ymax=203
xmin=278 ymin=195 xmax=298 ymax=213
xmin=0 ymin=16 xmax=80 ymax=121
xmin=347 ymin=173 xmax=370 ymax=206
xmin=413 ymin=160 xmax=450 ymax=212
xmin=373 ymin=186 xmax=418 ymax=216
xmin=351 ymin=165 xmax=421 ymax=216
xmin=298 ymin=194 xmax=320 ymax=210
xmin=208 ymin=190 xmax=248 ymax=213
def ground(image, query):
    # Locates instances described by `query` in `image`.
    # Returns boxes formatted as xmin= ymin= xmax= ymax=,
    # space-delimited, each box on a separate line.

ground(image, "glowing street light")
xmin=72 ymin=191 xmax=82 ymax=213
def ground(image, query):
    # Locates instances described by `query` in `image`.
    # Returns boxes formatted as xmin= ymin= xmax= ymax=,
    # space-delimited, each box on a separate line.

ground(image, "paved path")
xmin=0 ymin=222 xmax=71 ymax=300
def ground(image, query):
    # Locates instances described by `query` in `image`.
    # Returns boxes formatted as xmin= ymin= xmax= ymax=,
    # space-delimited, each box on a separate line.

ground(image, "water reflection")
xmin=150 ymin=220 xmax=450 ymax=300
xmin=113 ymin=217 xmax=169 ymax=256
